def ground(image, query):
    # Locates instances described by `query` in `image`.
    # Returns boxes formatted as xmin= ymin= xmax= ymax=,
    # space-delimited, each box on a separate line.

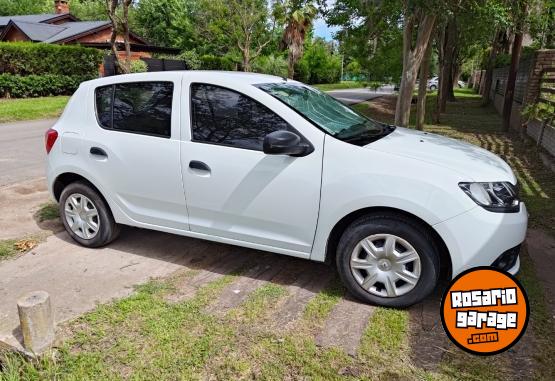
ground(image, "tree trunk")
xmin=287 ymin=52 xmax=295 ymax=79
xmin=481 ymin=30 xmax=504 ymax=106
xmin=433 ymin=27 xmax=444 ymax=124
xmin=416 ymin=42 xmax=432 ymax=130
xmin=395 ymin=12 xmax=436 ymax=127
xmin=439 ymin=18 xmax=457 ymax=112
xmin=243 ymin=48 xmax=251 ymax=72
xmin=502 ymin=32 xmax=524 ymax=132
xmin=121 ymin=0 xmax=131 ymax=73
xmin=452 ymin=64 xmax=461 ymax=88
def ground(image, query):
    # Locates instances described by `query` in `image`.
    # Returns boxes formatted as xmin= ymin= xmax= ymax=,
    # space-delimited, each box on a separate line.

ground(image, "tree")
xmin=298 ymin=37 xmax=342 ymax=84
xmin=200 ymin=0 xmax=274 ymax=72
xmin=0 ymin=0 xmax=50 ymax=16
xmin=134 ymin=0 xmax=200 ymax=51
xmin=395 ymin=3 xmax=436 ymax=127
xmin=323 ymin=0 xmax=403 ymax=82
xmin=277 ymin=0 xmax=318 ymax=78
xmin=71 ymin=0 xmax=109 ymax=21
xmin=502 ymin=0 xmax=530 ymax=131
xmin=105 ymin=0 xmax=133 ymax=74
xmin=416 ymin=42 xmax=432 ymax=130
xmin=529 ymin=0 xmax=555 ymax=48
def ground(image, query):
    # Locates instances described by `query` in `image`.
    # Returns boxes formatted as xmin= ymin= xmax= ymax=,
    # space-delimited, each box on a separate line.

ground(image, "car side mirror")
xmin=263 ymin=130 xmax=312 ymax=157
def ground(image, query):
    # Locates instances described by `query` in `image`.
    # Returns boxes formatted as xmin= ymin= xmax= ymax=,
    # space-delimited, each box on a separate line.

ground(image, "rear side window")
xmin=95 ymin=82 xmax=173 ymax=138
xmin=190 ymin=83 xmax=292 ymax=150
xmin=95 ymin=86 xmax=112 ymax=129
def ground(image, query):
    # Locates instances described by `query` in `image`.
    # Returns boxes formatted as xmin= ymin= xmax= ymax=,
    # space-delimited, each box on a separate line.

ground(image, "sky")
xmin=313 ymin=17 xmax=339 ymax=41
xmin=312 ymin=0 xmax=339 ymax=41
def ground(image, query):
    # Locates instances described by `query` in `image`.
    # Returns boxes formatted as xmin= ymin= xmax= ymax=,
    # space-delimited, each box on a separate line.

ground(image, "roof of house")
xmin=2 ymin=19 xmax=111 ymax=43
xmin=0 ymin=13 xmax=76 ymax=27
xmin=44 ymin=21 xmax=111 ymax=43
xmin=0 ymin=12 xmax=159 ymax=49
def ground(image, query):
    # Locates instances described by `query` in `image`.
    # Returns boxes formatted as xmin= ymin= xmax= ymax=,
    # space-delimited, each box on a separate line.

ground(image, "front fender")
xmin=310 ymin=136 xmax=476 ymax=262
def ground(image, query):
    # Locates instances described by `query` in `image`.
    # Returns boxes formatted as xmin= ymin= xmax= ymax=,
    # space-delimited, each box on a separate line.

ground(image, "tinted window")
xmin=95 ymin=82 xmax=173 ymax=138
xmin=190 ymin=83 xmax=292 ymax=150
xmin=95 ymin=85 xmax=112 ymax=129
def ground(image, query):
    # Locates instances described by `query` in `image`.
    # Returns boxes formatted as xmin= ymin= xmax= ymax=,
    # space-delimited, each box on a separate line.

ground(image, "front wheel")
xmin=59 ymin=181 xmax=120 ymax=248
xmin=336 ymin=213 xmax=440 ymax=308
xmin=429 ymin=85 xmax=437 ymax=91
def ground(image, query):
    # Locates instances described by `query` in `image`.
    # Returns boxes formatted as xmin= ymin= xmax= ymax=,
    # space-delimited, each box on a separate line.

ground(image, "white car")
xmin=45 ymin=71 xmax=527 ymax=307
xmin=428 ymin=76 xmax=465 ymax=90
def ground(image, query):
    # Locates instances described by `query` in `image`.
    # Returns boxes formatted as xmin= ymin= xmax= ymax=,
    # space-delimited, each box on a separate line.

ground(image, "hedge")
xmin=0 ymin=42 xmax=104 ymax=77
xmin=200 ymin=55 xmax=236 ymax=71
xmin=0 ymin=74 xmax=93 ymax=98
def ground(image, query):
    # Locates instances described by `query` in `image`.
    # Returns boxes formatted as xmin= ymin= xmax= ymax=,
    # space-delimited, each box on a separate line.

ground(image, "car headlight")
xmin=459 ymin=182 xmax=520 ymax=213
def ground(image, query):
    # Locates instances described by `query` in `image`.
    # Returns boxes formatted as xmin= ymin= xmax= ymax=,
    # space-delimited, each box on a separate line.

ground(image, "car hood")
xmin=366 ymin=127 xmax=516 ymax=183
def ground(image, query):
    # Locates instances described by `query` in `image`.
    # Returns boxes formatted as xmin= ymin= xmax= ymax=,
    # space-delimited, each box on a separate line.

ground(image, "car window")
xmin=190 ymin=83 xmax=292 ymax=151
xmin=94 ymin=82 xmax=173 ymax=138
xmin=95 ymin=85 xmax=112 ymax=129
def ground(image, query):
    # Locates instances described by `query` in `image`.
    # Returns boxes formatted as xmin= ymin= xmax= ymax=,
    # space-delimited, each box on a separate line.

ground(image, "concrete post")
xmin=17 ymin=291 xmax=55 ymax=354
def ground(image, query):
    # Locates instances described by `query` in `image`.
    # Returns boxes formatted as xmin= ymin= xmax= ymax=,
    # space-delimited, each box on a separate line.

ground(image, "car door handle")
xmin=189 ymin=160 xmax=210 ymax=172
xmin=90 ymin=147 xmax=108 ymax=157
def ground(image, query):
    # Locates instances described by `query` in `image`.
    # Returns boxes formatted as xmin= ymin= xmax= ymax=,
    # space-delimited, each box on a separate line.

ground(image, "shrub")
xmin=0 ymin=74 xmax=92 ymax=98
xmin=297 ymin=38 xmax=341 ymax=84
xmin=199 ymin=55 xmax=236 ymax=71
xmin=179 ymin=50 xmax=201 ymax=70
xmin=0 ymin=42 xmax=103 ymax=77
xmin=253 ymin=55 xmax=288 ymax=78
xmin=129 ymin=59 xmax=148 ymax=73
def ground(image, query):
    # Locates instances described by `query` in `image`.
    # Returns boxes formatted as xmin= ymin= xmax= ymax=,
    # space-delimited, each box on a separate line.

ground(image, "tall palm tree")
xmin=279 ymin=1 xmax=317 ymax=79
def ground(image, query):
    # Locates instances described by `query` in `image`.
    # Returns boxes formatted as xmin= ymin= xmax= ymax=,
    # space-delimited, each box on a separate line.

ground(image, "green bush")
xmin=0 ymin=74 xmax=91 ymax=98
xmin=253 ymin=55 xmax=288 ymax=78
xmin=296 ymin=39 xmax=341 ymax=84
xmin=199 ymin=55 xmax=236 ymax=71
xmin=129 ymin=59 xmax=148 ymax=73
xmin=0 ymin=42 xmax=103 ymax=76
xmin=179 ymin=50 xmax=201 ymax=70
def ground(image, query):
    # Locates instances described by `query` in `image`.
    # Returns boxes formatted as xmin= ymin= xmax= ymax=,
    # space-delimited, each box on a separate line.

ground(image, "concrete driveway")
xmin=0 ymin=119 xmax=56 ymax=187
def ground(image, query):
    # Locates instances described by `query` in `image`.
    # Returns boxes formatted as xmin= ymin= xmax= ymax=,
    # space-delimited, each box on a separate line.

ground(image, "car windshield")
xmin=257 ymin=82 xmax=392 ymax=143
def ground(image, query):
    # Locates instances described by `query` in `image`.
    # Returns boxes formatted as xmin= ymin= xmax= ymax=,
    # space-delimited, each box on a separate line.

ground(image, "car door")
xmin=180 ymin=79 xmax=324 ymax=256
xmin=84 ymin=78 xmax=188 ymax=230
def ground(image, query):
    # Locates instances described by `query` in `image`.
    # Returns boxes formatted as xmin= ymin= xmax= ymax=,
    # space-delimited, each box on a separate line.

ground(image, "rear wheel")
xmin=59 ymin=181 xmax=120 ymax=247
xmin=429 ymin=84 xmax=437 ymax=91
xmin=336 ymin=213 xmax=440 ymax=308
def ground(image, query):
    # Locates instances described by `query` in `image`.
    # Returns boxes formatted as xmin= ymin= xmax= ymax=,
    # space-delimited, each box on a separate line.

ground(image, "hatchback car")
xmin=45 ymin=71 xmax=527 ymax=307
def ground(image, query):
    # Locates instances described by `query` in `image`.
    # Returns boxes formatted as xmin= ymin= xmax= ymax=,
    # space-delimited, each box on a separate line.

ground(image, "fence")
xmin=103 ymin=56 xmax=187 ymax=76
xmin=472 ymin=49 xmax=555 ymax=156
xmin=527 ymin=68 xmax=555 ymax=153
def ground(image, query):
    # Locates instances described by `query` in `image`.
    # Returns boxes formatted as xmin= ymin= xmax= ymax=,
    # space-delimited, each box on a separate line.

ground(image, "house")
xmin=0 ymin=0 xmax=178 ymax=74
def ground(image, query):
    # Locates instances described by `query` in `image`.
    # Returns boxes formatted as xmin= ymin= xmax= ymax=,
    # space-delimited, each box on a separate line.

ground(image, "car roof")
xmin=84 ymin=71 xmax=287 ymax=87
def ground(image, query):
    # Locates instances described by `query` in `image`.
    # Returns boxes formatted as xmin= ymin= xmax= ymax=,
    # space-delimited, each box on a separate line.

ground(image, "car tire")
xmin=429 ymin=85 xmax=437 ymax=91
xmin=336 ymin=212 xmax=440 ymax=308
xmin=59 ymin=181 xmax=120 ymax=248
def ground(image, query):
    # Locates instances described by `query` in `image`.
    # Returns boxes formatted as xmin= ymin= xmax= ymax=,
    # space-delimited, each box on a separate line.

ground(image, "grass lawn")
xmin=313 ymin=81 xmax=366 ymax=91
xmin=1 ymin=89 xmax=554 ymax=380
xmin=0 ymin=96 xmax=69 ymax=123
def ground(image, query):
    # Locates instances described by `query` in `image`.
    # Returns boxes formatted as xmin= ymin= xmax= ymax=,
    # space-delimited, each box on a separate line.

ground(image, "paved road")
xmin=0 ymin=119 xmax=56 ymax=187
xmin=0 ymin=89 xmax=391 ymax=187
xmin=327 ymin=86 xmax=394 ymax=105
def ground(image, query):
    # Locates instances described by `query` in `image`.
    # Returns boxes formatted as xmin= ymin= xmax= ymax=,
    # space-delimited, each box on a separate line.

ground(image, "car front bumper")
xmin=433 ymin=202 xmax=528 ymax=278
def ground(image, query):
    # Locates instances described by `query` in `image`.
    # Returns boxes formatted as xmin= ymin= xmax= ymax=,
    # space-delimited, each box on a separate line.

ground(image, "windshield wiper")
xmin=335 ymin=122 xmax=383 ymax=139
xmin=341 ymin=124 xmax=396 ymax=144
